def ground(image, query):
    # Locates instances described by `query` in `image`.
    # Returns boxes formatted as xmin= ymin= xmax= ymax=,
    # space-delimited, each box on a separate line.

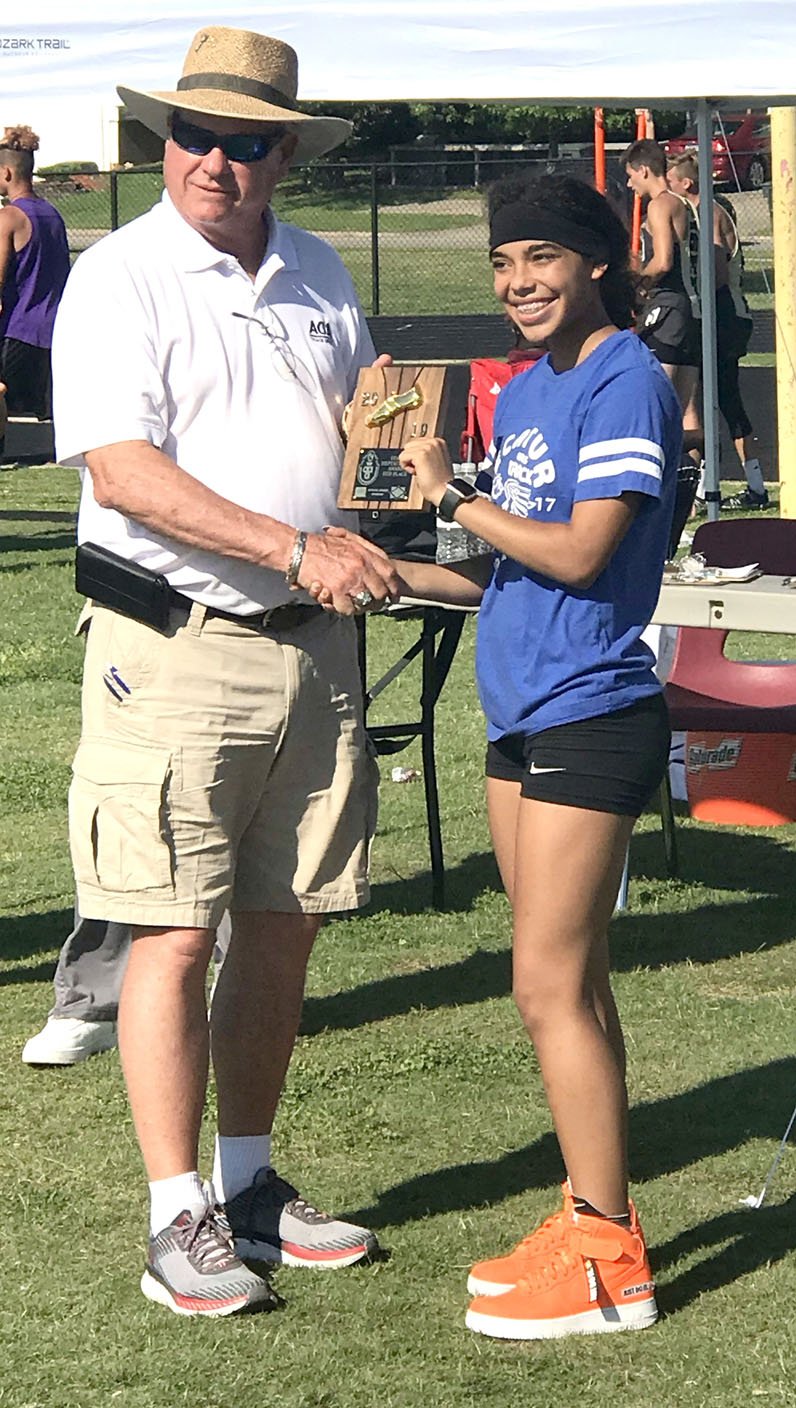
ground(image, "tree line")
xmin=302 ymin=102 xmax=687 ymax=158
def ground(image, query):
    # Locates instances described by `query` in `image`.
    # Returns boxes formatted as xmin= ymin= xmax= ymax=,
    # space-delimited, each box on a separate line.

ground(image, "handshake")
xmin=290 ymin=523 xmax=403 ymax=617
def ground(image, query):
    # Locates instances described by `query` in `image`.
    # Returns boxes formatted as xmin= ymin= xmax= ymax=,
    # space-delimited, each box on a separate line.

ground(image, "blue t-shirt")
xmin=475 ymin=330 xmax=681 ymax=741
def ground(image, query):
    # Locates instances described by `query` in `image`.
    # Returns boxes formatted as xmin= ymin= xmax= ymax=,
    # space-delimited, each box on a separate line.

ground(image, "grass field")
xmin=49 ymin=173 xmax=777 ymax=330
xmin=1 ymin=467 xmax=795 ymax=1408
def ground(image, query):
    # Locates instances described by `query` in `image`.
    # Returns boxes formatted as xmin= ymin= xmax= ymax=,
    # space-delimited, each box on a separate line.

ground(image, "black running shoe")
xmin=721 ymin=488 xmax=770 ymax=510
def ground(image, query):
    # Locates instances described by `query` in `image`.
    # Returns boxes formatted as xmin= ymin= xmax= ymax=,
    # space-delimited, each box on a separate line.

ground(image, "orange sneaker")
xmin=466 ymin=1183 xmax=575 ymax=1297
xmin=465 ymin=1204 xmax=657 ymax=1340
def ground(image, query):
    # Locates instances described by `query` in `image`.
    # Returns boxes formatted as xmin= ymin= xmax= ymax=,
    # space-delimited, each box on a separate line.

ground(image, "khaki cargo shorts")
xmin=69 ymin=603 xmax=378 ymax=927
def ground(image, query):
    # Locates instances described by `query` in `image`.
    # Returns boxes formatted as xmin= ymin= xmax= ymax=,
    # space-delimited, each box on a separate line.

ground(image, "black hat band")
xmin=177 ymin=72 xmax=299 ymax=111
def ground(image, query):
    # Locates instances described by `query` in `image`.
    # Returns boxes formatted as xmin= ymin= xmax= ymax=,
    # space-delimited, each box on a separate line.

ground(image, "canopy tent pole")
xmin=770 ymin=105 xmax=796 ymax=520
xmin=696 ymin=100 xmax=721 ymax=522
xmin=630 ymin=110 xmax=647 ymax=260
xmin=594 ymin=107 xmax=606 ymax=193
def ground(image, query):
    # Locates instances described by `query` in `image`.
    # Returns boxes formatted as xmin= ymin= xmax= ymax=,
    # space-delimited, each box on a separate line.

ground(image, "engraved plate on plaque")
xmin=338 ymin=365 xmax=449 ymax=512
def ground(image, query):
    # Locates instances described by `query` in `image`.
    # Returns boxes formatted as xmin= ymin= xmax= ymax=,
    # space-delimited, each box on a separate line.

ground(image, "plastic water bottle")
xmin=435 ymin=462 xmax=492 ymax=565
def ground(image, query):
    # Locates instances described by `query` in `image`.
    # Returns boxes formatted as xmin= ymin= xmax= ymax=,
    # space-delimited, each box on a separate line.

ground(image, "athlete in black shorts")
xmin=622 ymin=138 xmax=701 ymax=411
xmin=368 ymin=174 xmax=680 ymax=1343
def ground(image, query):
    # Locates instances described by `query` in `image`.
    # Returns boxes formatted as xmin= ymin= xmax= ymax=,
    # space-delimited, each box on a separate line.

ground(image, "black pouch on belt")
xmin=75 ymin=542 xmax=173 ymax=631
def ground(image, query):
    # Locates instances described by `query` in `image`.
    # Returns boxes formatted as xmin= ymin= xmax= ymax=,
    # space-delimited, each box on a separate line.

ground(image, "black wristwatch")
xmin=437 ymin=477 xmax=479 ymax=523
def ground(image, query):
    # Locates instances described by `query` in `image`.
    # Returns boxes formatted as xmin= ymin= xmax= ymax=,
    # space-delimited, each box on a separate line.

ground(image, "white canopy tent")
xmin=3 ymin=2 xmax=796 ymax=161
xmin=4 ymin=0 xmax=796 ymax=505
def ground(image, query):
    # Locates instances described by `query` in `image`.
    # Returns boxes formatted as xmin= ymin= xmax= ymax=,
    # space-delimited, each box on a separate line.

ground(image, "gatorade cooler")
xmin=685 ymin=732 xmax=796 ymax=825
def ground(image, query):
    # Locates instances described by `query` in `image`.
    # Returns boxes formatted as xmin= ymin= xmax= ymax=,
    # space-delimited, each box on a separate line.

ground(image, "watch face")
xmin=451 ymin=477 xmax=477 ymax=500
xmin=439 ymin=479 xmax=476 ymax=522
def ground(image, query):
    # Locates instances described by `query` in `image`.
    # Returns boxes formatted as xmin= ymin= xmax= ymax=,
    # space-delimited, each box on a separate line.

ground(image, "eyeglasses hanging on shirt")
xmin=232 ymin=309 xmax=317 ymax=396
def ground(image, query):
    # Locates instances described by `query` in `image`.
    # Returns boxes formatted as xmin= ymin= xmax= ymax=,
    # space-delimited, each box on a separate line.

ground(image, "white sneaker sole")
xmin=140 ymin=1270 xmax=258 ymax=1317
xmin=466 ymin=1273 xmax=517 ymax=1297
xmin=21 ymin=1028 xmax=118 ymax=1066
xmin=235 ymin=1236 xmax=374 ymax=1270
xmin=466 ymin=1296 xmax=658 ymax=1339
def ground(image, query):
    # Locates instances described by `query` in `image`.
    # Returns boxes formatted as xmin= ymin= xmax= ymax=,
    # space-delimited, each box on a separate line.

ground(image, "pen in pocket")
xmin=103 ymin=664 xmax=132 ymax=700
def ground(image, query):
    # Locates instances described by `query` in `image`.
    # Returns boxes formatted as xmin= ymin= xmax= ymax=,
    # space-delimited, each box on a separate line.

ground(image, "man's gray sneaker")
xmin=141 ymin=1202 xmax=278 ymax=1316
xmin=225 ymin=1167 xmax=378 ymax=1269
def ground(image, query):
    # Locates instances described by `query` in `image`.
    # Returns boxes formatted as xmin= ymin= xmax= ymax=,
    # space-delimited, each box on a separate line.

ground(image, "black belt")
xmin=171 ymin=591 xmax=324 ymax=632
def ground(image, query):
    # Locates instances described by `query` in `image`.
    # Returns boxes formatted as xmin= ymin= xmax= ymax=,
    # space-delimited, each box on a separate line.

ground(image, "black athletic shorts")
xmin=716 ymin=287 xmax=753 ymax=363
xmin=0 ymin=337 xmax=53 ymax=418
xmin=486 ymin=693 xmax=671 ymax=817
xmin=637 ymin=292 xmax=701 ymax=368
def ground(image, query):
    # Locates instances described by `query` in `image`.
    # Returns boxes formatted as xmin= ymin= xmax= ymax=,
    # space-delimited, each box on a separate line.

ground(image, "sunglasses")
xmin=170 ymin=115 xmax=286 ymax=164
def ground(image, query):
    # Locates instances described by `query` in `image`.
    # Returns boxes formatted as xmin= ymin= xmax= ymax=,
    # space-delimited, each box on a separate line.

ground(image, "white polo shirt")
xmin=52 ymin=192 xmax=375 ymax=613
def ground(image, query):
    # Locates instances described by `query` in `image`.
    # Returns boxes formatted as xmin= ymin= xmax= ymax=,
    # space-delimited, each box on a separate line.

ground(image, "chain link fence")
xmin=39 ymin=157 xmax=774 ymax=348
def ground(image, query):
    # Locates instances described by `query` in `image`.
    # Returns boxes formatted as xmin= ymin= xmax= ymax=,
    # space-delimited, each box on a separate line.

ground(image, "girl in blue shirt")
xmin=394 ymin=174 xmax=681 ymax=1342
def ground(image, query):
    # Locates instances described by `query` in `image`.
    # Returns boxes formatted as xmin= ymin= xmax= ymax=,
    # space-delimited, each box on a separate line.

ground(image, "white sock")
xmin=212 ymin=1134 xmax=271 ymax=1203
xmin=149 ymin=1171 xmax=206 ymax=1236
xmin=743 ymin=458 xmax=766 ymax=496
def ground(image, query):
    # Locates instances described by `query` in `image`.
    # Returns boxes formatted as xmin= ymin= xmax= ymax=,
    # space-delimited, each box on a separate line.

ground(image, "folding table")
xmin=358 ymin=601 xmax=477 ymax=909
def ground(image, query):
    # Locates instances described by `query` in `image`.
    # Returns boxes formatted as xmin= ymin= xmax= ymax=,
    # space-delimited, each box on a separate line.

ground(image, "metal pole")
xmin=594 ymin=107 xmax=606 ymax=193
xmin=630 ymin=110 xmax=646 ymax=261
xmin=110 ymin=168 xmax=119 ymax=232
xmin=696 ymin=100 xmax=721 ymax=522
xmin=770 ymin=105 xmax=796 ymax=520
xmin=370 ymin=163 xmax=380 ymax=316
xmin=744 ymin=1096 xmax=796 ymax=1209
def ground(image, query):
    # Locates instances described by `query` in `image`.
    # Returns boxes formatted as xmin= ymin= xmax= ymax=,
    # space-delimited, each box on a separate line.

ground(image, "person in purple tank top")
xmin=0 ymin=125 xmax=70 ymax=442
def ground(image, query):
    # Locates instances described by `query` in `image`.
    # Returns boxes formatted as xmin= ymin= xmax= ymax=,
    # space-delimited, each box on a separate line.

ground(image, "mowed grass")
xmin=49 ymin=173 xmax=776 ymax=327
xmin=1 ymin=466 xmax=795 ymax=1408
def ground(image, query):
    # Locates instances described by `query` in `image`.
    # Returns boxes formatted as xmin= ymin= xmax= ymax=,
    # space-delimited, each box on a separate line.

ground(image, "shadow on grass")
xmin=368 ymin=822 xmax=793 ymax=920
xmin=0 ymin=510 xmax=75 ymax=523
xmin=3 ymin=823 xmax=792 ymax=1012
xmin=0 ymin=558 xmax=73 ymax=578
xmin=367 ymin=849 xmax=502 ymax=916
xmin=0 ymin=908 xmax=72 ymax=975
xmin=629 ymin=822 xmax=796 ymax=892
xmin=348 ymin=1056 xmax=796 ymax=1245
xmin=302 ymin=947 xmax=512 ymax=1037
xmin=301 ymin=829 xmax=794 ymax=1035
xmin=0 ymin=959 xmax=62 ymax=988
xmin=304 ymin=887 xmax=795 ymax=1035
xmin=655 ymin=1193 xmax=796 ymax=1317
xmin=0 ymin=532 xmax=76 ymax=558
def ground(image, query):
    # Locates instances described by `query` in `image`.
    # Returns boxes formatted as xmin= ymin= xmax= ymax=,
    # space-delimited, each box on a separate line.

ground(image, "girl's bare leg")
xmin=494 ymin=791 xmax=635 ymax=1214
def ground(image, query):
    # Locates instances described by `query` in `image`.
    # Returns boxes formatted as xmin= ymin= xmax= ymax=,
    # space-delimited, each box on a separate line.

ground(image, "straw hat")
xmin=117 ymin=26 xmax=351 ymax=163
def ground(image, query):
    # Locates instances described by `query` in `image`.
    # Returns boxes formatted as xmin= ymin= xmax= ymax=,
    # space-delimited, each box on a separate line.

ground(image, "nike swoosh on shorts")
xmin=528 ymin=763 xmax=566 ymax=775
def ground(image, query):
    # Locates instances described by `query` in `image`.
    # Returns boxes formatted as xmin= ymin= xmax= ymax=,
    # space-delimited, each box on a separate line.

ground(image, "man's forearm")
xmin=86 ymin=440 xmax=295 ymax=573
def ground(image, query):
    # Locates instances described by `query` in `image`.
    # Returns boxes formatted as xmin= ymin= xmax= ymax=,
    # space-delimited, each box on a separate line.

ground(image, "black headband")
xmin=489 ymin=202 xmax=610 ymax=261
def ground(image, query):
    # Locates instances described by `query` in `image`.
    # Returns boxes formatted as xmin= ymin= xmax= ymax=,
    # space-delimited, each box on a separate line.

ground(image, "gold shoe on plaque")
xmin=365 ymin=385 xmax=424 ymax=427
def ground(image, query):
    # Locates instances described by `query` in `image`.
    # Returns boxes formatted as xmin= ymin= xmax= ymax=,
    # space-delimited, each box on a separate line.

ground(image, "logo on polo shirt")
xmin=309 ymin=318 xmax=334 ymax=345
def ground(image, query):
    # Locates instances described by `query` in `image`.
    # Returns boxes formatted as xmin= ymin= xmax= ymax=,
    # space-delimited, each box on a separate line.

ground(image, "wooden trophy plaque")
xmin=338 ymin=364 xmax=449 ymax=511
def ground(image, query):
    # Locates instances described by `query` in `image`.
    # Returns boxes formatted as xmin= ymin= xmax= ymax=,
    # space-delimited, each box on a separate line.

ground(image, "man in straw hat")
xmin=52 ymin=25 xmax=399 ymax=1318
